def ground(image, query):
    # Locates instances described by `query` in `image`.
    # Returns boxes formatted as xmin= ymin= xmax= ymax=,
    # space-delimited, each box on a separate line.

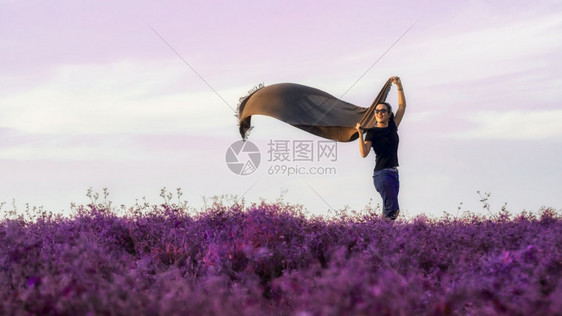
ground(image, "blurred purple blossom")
xmin=0 ymin=200 xmax=560 ymax=315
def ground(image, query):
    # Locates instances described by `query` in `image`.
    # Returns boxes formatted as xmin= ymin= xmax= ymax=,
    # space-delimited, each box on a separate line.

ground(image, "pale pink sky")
xmin=1 ymin=0 xmax=561 ymax=217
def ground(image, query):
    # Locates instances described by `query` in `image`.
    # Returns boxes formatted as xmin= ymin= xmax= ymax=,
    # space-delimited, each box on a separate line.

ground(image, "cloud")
xmin=0 ymin=60 xmax=242 ymax=135
xmin=0 ymin=130 xmax=232 ymax=162
xmin=385 ymin=8 xmax=560 ymax=77
xmin=451 ymin=110 xmax=562 ymax=140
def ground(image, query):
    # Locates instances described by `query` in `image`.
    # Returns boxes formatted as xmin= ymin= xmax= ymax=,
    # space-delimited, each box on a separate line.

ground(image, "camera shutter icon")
xmin=226 ymin=140 xmax=261 ymax=175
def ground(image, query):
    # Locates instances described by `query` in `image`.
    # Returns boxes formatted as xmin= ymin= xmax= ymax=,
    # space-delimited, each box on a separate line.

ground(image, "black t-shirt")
xmin=365 ymin=119 xmax=399 ymax=171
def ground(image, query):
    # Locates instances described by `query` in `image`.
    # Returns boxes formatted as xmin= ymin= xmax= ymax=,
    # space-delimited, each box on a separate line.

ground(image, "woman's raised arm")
xmin=392 ymin=76 xmax=406 ymax=127
xmin=356 ymin=123 xmax=371 ymax=158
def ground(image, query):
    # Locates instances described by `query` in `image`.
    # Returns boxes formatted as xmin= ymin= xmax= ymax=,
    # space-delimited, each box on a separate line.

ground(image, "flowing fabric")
xmin=237 ymin=78 xmax=393 ymax=142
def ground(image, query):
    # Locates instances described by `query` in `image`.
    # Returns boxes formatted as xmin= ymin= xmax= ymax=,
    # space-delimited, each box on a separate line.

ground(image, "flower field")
xmin=1 ymin=196 xmax=561 ymax=315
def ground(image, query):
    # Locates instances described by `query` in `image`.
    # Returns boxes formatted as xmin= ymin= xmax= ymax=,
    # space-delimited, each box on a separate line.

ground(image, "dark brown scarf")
xmin=237 ymin=78 xmax=393 ymax=142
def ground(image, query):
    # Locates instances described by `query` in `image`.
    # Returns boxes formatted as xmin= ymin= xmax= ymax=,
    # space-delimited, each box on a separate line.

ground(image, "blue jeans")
xmin=373 ymin=168 xmax=400 ymax=220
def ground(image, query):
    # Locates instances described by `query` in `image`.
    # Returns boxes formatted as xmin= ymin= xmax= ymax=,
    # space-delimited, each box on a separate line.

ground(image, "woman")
xmin=356 ymin=76 xmax=406 ymax=220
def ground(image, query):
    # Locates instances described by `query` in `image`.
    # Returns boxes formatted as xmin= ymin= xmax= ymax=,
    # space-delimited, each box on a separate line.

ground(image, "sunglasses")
xmin=375 ymin=109 xmax=388 ymax=114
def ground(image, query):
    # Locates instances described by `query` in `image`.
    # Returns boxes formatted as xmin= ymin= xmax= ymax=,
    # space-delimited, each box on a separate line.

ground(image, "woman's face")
xmin=375 ymin=104 xmax=390 ymax=124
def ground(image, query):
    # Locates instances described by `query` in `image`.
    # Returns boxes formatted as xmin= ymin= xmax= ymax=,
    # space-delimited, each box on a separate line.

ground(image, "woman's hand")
xmin=391 ymin=76 xmax=402 ymax=88
xmin=355 ymin=122 xmax=363 ymax=133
